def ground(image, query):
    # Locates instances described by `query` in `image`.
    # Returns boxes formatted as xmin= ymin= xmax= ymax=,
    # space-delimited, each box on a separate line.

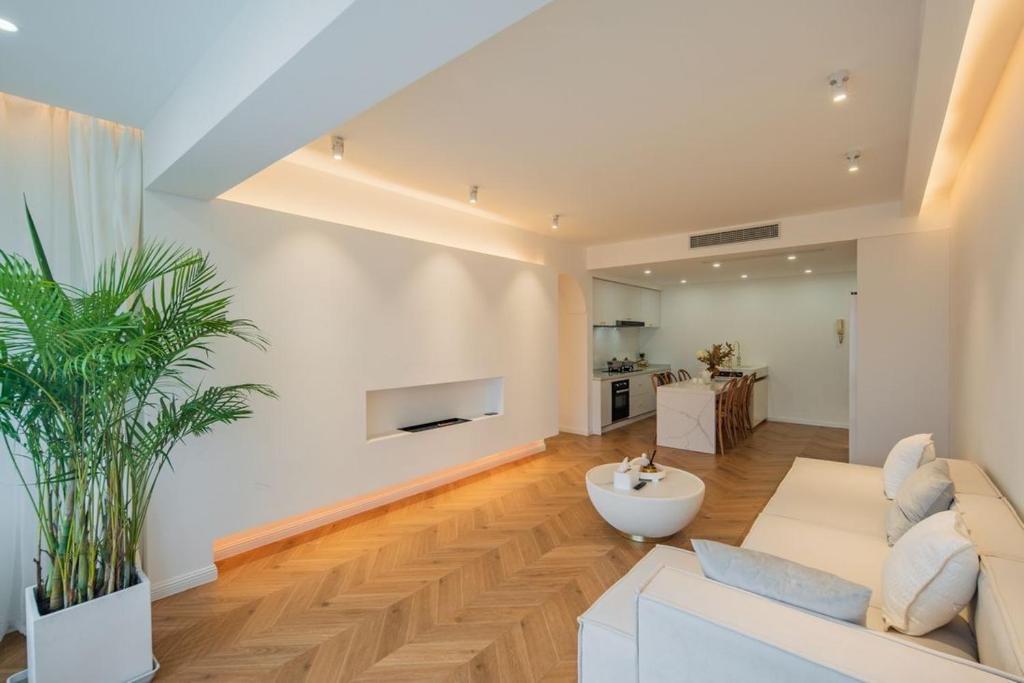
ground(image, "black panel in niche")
xmin=398 ymin=417 xmax=471 ymax=433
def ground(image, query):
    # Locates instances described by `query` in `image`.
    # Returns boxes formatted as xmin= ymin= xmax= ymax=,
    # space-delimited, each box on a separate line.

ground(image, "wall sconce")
xmin=835 ymin=318 xmax=846 ymax=344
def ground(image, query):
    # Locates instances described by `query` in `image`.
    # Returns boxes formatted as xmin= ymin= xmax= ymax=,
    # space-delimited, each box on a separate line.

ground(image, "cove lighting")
xmin=0 ymin=17 xmax=17 ymax=32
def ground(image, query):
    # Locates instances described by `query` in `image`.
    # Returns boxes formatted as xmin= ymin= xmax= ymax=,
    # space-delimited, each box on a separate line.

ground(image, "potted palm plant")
xmin=0 ymin=203 xmax=274 ymax=683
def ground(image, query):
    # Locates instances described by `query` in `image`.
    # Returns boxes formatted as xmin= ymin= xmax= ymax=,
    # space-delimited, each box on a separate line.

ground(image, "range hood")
xmin=594 ymin=320 xmax=647 ymax=328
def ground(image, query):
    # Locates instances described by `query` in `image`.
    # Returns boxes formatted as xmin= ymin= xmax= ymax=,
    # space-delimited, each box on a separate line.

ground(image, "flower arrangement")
xmin=696 ymin=342 xmax=735 ymax=376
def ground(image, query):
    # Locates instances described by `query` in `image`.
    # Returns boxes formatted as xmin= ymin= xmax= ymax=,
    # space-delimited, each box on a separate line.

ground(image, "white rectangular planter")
xmin=24 ymin=571 xmax=154 ymax=683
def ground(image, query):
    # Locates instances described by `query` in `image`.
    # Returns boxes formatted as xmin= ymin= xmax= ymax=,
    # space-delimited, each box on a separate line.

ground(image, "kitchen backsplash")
xmin=593 ymin=326 xmax=654 ymax=368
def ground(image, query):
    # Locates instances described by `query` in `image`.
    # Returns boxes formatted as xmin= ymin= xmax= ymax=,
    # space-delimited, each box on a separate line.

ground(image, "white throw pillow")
xmin=886 ymin=459 xmax=955 ymax=545
xmin=883 ymin=433 xmax=936 ymax=499
xmin=882 ymin=510 xmax=979 ymax=635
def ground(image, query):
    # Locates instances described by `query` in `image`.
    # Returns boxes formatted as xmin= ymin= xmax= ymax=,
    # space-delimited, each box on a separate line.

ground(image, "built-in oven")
xmin=611 ymin=379 xmax=630 ymax=422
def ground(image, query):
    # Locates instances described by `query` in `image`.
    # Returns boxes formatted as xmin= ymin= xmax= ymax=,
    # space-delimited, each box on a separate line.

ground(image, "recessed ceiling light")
xmin=787 ymin=255 xmax=797 ymax=261
xmin=679 ymin=279 xmax=687 ymax=284
xmin=468 ymin=185 xmax=479 ymax=204
xmin=330 ymin=135 xmax=344 ymax=160
xmin=828 ymin=70 xmax=850 ymax=103
xmin=551 ymin=214 xmax=560 ymax=230
xmin=0 ymin=17 xmax=18 ymax=32
xmin=804 ymin=269 xmax=813 ymax=274
xmin=741 ymin=274 xmax=748 ymax=279
xmin=712 ymin=262 xmax=721 ymax=268
xmin=643 ymin=269 xmax=652 ymax=275
xmin=846 ymin=150 xmax=861 ymax=173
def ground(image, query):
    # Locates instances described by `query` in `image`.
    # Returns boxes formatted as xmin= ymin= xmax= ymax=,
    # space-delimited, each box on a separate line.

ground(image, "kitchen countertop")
xmin=592 ymin=363 xmax=672 ymax=381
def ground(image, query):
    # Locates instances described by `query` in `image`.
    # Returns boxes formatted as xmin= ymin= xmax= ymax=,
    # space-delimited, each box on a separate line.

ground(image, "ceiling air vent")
xmin=690 ymin=223 xmax=780 ymax=249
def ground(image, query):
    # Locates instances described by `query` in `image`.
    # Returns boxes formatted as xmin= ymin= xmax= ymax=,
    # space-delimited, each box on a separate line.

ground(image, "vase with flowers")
xmin=696 ymin=342 xmax=736 ymax=378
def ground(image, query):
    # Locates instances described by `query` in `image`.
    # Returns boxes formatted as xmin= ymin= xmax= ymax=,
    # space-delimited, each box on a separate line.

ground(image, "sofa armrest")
xmin=637 ymin=565 xmax=1018 ymax=682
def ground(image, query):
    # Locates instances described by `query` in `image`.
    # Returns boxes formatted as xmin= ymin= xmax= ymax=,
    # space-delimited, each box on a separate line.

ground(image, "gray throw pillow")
xmin=692 ymin=539 xmax=872 ymax=624
xmin=886 ymin=459 xmax=954 ymax=545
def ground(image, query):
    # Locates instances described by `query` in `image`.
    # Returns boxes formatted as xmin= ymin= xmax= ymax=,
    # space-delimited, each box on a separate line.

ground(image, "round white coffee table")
xmin=585 ymin=464 xmax=705 ymax=542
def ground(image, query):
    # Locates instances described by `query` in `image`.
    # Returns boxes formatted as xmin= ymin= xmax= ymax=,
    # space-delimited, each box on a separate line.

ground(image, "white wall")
xmin=558 ymin=275 xmax=590 ymax=434
xmin=640 ymin=273 xmax=855 ymax=428
xmin=947 ymin=29 xmax=1024 ymax=512
xmin=853 ymin=230 xmax=950 ymax=464
xmin=142 ymin=191 xmax=560 ymax=591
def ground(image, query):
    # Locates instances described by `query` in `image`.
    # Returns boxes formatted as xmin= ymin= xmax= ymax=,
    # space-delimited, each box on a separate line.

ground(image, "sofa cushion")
xmin=693 ymin=539 xmax=871 ymax=624
xmin=886 ymin=460 xmax=954 ymax=545
xmin=883 ymin=433 xmax=935 ymax=498
xmin=974 ymin=556 xmax=1024 ymax=676
xmin=576 ymin=544 xmax=700 ymax=682
xmin=954 ymin=494 xmax=1024 ymax=561
xmin=762 ymin=457 xmax=889 ymax=537
xmin=881 ymin=511 xmax=979 ymax=636
xmin=942 ymin=459 xmax=1003 ymax=497
xmin=742 ymin=513 xmax=890 ymax=607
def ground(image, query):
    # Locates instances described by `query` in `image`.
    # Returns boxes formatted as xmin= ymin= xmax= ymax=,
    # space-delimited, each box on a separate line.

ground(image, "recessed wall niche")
xmin=366 ymin=377 xmax=504 ymax=441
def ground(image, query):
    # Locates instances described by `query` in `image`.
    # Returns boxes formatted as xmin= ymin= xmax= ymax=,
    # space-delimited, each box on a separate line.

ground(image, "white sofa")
xmin=578 ymin=457 xmax=1024 ymax=681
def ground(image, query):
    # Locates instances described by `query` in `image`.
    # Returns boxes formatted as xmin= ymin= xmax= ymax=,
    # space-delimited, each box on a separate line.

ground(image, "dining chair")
xmin=677 ymin=369 xmax=692 ymax=381
xmin=715 ymin=378 xmax=738 ymax=454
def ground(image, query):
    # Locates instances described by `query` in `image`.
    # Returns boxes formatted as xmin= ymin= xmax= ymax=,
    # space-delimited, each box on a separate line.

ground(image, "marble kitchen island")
xmin=656 ymin=366 xmax=768 ymax=453
xmin=656 ymin=381 xmax=725 ymax=453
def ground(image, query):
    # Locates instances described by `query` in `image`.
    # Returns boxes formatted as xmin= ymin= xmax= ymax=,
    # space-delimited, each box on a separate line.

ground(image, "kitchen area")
xmin=588 ymin=244 xmax=855 ymax=446
xmin=589 ymin=277 xmax=771 ymax=443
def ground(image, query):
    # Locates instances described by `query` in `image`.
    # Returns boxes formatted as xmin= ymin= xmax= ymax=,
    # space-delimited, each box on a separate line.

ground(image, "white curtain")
xmin=0 ymin=93 xmax=142 ymax=640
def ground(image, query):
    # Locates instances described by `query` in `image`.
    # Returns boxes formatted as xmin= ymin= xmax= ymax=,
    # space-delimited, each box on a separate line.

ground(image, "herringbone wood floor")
xmin=0 ymin=418 xmax=846 ymax=681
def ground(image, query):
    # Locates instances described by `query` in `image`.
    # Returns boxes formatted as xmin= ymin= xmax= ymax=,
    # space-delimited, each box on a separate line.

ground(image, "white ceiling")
xmin=593 ymin=240 xmax=858 ymax=289
xmin=0 ymin=1 xmax=245 ymax=127
xmin=295 ymin=0 xmax=924 ymax=245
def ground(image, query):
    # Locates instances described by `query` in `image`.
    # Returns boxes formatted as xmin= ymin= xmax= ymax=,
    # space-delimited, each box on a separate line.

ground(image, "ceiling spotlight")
xmin=331 ymin=135 xmax=344 ymax=160
xmin=846 ymin=150 xmax=861 ymax=173
xmin=469 ymin=185 xmax=479 ymax=204
xmin=787 ymin=255 xmax=797 ymax=261
xmin=680 ymin=279 xmax=687 ymax=284
xmin=828 ymin=70 xmax=850 ymax=103
xmin=712 ymin=262 xmax=721 ymax=268
xmin=804 ymin=269 xmax=813 ymax=274
xmin=741 ymin=274 xmax=748 ymax=279
xmin=0 ymin=17 xmax=17 ymax=32
xmin=551 ymin=214 xmax=560 ymax=230
xmin=643 ymin=269 xmax=652 ymax=275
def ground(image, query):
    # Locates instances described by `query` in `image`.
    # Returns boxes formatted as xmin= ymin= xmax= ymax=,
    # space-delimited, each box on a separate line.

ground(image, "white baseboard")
xmin=212 ymin=439 xmax=547 ymax=562
xmin=768 ymin=416 xmax=849 ymax=429
xmin=150 ymin=563 xmax=218 ymax=601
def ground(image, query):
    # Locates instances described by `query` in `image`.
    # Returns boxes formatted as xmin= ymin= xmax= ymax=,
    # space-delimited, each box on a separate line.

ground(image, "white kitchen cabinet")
xmin=593 ymin=278 xmax=661 ymax=327
xmin=640 ymin=287 xmax=661 ymax=327
xmin=628 ymin=374 xmax=656 ymax=417
xmin=593 ymin=279 xmax=621 ymax=326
